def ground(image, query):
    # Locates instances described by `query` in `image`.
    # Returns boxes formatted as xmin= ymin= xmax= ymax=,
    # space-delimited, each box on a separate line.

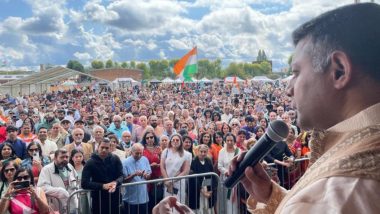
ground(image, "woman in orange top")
xmin=17 ymin=122 xmax=37 ymax=146
xmin=211 ymin=131 xmax=224 ymax=170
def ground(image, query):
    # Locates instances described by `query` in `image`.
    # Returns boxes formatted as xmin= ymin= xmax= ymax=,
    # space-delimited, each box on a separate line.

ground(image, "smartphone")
xmin=33 ymin=152 xmax=41 ymax=162
xmin=14 ymin=180 xmax=30 ymax=189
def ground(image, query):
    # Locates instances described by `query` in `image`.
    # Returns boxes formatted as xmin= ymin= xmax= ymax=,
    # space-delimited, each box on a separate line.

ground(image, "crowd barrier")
xmin=63 ymin=158 xmax=309 ymax=214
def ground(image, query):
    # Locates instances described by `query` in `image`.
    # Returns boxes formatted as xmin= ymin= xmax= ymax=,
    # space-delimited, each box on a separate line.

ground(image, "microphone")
xmin=224 ymin=120 xmax=289 ymax=188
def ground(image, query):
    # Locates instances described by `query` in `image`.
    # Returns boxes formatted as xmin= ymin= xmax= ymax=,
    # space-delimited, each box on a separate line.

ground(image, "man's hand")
xmin=135 ymin=170 xmax=144 ymax=177
xmin=153 ymin=196 xmax=194 ymax=214
xmin=228 ymin=151 xmax=273 ymax=203
xmin=143 ymin=172 xmax=150 ymax=180
xmin=103 ymin=181 xmax=117 ymax=193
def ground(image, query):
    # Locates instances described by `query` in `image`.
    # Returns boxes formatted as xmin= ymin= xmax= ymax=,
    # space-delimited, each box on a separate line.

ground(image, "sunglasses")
xmin=74 ymin=134 xmax=83 ymax=136
xmin=16 ymin=175 xmax=30 ymax=181
xmin=4 ymin=168 xmax=15 ymax=173
xmin=145 ymin=136 xmax=154 ymax=140
xmin=28 ymin=148 xmax=39 ymax=152
xmin=232 ymin=124 xmax=239 ymax=126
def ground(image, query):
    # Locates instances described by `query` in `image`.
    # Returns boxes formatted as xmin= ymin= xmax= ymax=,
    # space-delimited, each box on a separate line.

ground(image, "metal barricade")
xmin=46 ymin=195 xmax=64 ymax=214
xmin=266 ymin=157 xmax=310 ymax=190
xmin=66 ymin=158 xmax=310 ymax=214
xmin=67 ymin=172 xmax=221 ymax=214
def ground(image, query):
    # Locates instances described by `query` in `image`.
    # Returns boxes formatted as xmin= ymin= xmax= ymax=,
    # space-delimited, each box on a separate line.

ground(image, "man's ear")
xmin=329 ymin=51 xmax=353 ymax=89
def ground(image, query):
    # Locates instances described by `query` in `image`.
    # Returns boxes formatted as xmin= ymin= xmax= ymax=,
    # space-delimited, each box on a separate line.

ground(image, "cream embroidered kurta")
xmin=247 ymin=102 xmax=380 ymax=213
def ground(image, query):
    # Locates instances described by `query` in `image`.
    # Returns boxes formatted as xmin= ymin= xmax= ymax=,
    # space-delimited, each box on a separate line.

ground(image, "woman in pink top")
xmin=0 ymin=167 xmax=49 ymax=214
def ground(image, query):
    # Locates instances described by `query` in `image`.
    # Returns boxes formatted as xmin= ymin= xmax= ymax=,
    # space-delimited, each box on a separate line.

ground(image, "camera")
xmin=14 ymin=180 xmax=30 ymax=189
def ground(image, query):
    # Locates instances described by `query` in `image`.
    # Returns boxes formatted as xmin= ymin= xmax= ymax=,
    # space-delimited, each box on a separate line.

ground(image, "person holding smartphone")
xmin=0 ymin=167 xmax=50 ymax=214
xmin=122 ymin=143 xmax=151 ymax=214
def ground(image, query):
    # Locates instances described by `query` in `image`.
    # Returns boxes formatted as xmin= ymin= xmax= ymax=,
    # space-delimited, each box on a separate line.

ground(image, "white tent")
xmin=62 ymin=80 xmax=77 ymax=86
xmin=251 ymin=76 xmax=274 ymax=83
xmin=162 ymin=77 xmax=174 ymax=83
xmin=112 ymin=78 xmax=138 ymax=84
xmin=224 ymin=76 xmax=244 ymax=83
xmin=174 ymin=78 xmax=183 ymax=84
xmin=150 ymin=78 xmax=161 ymax=83
xmin=199 ymin=77 xmax=212 ymax=83
xmin=112 ymin=78 xmax=140 ymax=89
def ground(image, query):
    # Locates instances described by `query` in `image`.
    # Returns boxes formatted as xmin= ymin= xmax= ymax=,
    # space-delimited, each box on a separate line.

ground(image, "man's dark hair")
xmin=292 ymin=3 xmax=380 ymax=81
xmin=54 ymin=148 xmax=68 ymax=158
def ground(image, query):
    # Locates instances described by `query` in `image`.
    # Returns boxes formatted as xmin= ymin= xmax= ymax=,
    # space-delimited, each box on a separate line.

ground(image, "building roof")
xmin=0 ymin=66 xmax=109 ymax=86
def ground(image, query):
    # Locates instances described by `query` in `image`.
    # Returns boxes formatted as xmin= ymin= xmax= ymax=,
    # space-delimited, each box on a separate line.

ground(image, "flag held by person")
xmin=173 ymin=47 xmax=197 ymax=81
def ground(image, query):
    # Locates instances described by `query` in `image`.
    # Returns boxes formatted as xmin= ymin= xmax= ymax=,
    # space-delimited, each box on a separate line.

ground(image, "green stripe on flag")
xmin=183 ymin=64 xmax=197 ymax=80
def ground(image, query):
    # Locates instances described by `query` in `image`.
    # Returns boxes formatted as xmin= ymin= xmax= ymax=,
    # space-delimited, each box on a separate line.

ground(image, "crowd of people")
xmin=0 ymin=79 xmax=311 ymax=214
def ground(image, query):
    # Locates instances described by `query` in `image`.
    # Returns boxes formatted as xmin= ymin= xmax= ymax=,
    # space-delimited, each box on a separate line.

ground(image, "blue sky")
xmin=0 ymin=0 xmax=370 ymax=71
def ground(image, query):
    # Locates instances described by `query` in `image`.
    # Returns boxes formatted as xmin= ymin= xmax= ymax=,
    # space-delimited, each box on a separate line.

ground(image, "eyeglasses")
xmin=122 ymin=135 xmax=131 ymax=138
xmin=4 ymin=168 xmax=15 ymax=173
xmin=16 ymin=175 xmax=30 ymax=181
xmin=28 ymin=148 xmax=39 ymax=152
xmin=145 ymin=136 xmax=154 ymax=140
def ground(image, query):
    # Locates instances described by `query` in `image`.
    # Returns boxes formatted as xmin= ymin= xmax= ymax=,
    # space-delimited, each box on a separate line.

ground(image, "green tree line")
xmin=67 ymin=58 xmax=276 ymax=80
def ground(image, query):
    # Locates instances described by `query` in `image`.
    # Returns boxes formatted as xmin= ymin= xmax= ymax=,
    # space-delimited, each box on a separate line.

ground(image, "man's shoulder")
xmin=41 ymin=162 xmax=55 ymax=172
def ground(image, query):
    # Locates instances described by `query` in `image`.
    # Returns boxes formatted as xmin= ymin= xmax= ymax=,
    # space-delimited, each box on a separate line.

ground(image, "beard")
xmin=58 ymin=161 xmax=68 ymax=168
xmin=151 ymin=123 xmax=158 ymax=128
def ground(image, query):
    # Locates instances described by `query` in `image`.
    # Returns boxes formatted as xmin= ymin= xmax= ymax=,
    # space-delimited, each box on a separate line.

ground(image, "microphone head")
xmin=267 ymin=120 xmax=289 ymax=142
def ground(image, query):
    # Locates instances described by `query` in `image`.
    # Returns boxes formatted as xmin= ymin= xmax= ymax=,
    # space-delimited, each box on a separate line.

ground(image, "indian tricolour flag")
xmin=173 ymin=47 xmax=197 ymax=81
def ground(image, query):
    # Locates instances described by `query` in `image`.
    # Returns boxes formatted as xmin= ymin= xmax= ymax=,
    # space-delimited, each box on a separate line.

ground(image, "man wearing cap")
xmin=64 ymin=119 xmax=92 ymax=145
xmin=60 ymin=118 xmax=73 ymax=132
xmin=4 ymin=125 xmax=27 ymax=159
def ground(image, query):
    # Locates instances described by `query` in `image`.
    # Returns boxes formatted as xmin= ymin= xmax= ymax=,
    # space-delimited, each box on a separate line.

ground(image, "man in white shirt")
xmin=37 ymin=126 xmax=58 ymax=157
xmin=38 ymin=148 xmax=78 ymax=214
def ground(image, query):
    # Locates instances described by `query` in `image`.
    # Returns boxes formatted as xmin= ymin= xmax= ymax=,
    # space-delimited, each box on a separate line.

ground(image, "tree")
xmin=137 ymin=62 xmax=150 ymax=80
xmin=130 ymin=61 xmax=136 ymax=68
xmin=121 ymin=62 xmax=128 ymax=68
xmin=224 ymin=62 xmax=246 ymax=78
xmin=106 ymin=59 xmax=113 ymax=68
xmin=66 ymin=60 xmax=84 ymax=72
xmin=260 ymin=61 xmax=272 ymax=74
xmin=91 ymin=60 xmax=104 ymax=69
xmin=114 ymin=62 xmax=119 ymax=68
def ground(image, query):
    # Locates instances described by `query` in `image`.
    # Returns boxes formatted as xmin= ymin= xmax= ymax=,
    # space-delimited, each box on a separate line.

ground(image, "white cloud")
xmin=74 ymin=52 xmax=92 ymax=61
xmin=0 ymin=0 xmax=361 ymax=69
xmin=78 ymin=26 xmax=122 ymax=60
xmin=1 ymin=1 xmax=68 ymax=38
xmin=159 ymin=49 xmax=167 ymax=59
